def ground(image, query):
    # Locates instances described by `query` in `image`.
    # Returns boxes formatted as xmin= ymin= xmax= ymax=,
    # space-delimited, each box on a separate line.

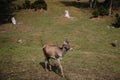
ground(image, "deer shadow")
xmin=39 ymin=62 xmax=58 ymax=74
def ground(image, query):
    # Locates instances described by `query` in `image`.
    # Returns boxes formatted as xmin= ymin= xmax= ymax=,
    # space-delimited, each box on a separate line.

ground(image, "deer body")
xmin=43 ymin=40 xmax=72 ymax=77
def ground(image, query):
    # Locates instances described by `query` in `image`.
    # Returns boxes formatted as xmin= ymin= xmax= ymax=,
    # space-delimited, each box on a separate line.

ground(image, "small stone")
xmin=17 ymin=39 xmax=23 ymax=43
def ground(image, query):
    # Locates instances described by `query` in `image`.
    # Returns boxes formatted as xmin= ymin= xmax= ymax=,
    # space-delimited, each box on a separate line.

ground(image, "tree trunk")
xmin=89 ymin=0 xmax=97 ymax=8
xmin=104 ymin=0 xmax=113 ymax=16
xmin=108 ymin=0 xmax=112 ymax=16
xmin=93 ymin=0 xmax=97 ymax=8
xmin=89 ymin=0 xmax=92 ymax=8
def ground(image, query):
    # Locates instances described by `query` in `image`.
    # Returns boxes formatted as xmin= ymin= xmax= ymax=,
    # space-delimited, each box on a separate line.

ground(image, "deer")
xmin=42 ymin=40 xmax=73 ymax=77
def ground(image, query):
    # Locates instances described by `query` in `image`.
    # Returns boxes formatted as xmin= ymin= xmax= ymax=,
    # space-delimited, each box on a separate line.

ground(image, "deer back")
xmin=43 ymin=45 xmax=63 ymax=59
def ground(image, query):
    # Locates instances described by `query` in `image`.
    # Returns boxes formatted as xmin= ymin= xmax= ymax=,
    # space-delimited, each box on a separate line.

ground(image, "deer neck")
xmin=61 ymin=47 xmax=68 ymax=57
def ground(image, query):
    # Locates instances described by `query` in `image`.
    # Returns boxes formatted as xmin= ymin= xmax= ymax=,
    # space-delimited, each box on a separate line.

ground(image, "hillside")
xmin=0 ymin=0 xmax=120 ymax=80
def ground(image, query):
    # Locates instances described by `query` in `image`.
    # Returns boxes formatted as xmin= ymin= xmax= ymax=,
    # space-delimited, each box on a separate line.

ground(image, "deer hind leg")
xmin=45 ymin=58 xmax=52 ymax=71
xmin=48 ymin=59 xmax=52 ymax=71
xmin=57 ymin=59 xmax=64 ymax=77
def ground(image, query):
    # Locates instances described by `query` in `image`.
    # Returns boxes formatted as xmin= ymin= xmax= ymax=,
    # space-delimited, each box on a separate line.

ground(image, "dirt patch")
xmin=15 ymin=25 xmax=32 ymax=33
xmin=71 ymin=26 xmax=103 ymax=43
xmin=55 ymin=16 xmax=71 ymax=24
xmin=65 ymin=71 xmax=120 ymax=80
xmin=0 ymin=24 xmax=13 ymax=33
xmin=102 ymin=53 xmax=118 ymax=59
xmin=82 ymin=51 xmax=118 ymax=60
xmin=0 ymin=29 xmax=7 ymax=33
xmin=0 ymin=24 xmax=32 ymax=34
xmin=91 ymin=16 xmax=110 ymax=22
xmin=54 ymin=16 xmax=75 ymax=25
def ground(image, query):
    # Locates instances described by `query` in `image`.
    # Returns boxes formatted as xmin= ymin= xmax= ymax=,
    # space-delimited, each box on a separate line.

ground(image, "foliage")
xmin=22 ymin=0 xmax=31 ymax=9
xmin=92 ymin=6 xmax=107 ymax=17
xmin=16 ymin=5 xmax=22 ymax=10
xmin=21 ymin=0 xmax=47 ymax=11
xmin=0 ymin=0 xmax=14 ymax=24
xmin=113 ymin=0 xmax=120 ymax=8
xmin=31 ymin=0 xmax=47 ymax=11
xmin=113 ymin=14 xmax=120 ymax=28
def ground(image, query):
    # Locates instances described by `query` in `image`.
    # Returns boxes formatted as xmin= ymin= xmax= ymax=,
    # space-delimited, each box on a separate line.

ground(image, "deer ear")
xmin=64 ymin=39 xmax=69 ymax=44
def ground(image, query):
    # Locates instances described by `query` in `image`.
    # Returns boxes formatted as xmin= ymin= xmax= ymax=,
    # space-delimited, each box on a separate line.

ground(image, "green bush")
xmin=92 ymin=9 xmax=99 ymax=17
xmin=31 ymin=0 xmax=47 ymax=11
xmin=113 ymin=14 xmax=120 ymax=28
xmin=0 ymin=0 xmax=13 ymax=23
xmin=23 ymin=0 xmax=31 ymax=9
xmin=21 ymin=0 xmax=47 ymax=11
xmin=17 ymin=5 xmax=22 ymax=10
xmin=92 ymin=6 xmax=107 ymax=17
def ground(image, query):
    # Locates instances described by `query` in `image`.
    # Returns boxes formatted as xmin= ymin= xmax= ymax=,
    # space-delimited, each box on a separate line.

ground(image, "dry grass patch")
xmin=71 ymin=26 xmax=104 ymax=43
xmin=91 ymin=16 xmax=111 ymax=22
xmin=55 ymin=16 xmax=72 ymax=25
xmin=54 ymin=15 xmax=77 ymax=25
xmin=14 ymin=25 xmax=33 ymax=33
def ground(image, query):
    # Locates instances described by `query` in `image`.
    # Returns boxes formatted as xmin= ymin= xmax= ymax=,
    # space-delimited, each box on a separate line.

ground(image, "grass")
xmin=0 ymin=0 xmax=120 ymax=80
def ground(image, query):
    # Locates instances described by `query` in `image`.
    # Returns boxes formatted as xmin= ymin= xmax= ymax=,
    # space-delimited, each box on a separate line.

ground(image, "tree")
xmin=0 ymin=0 xmax=14 ymax=24
xmin=23 ymin=0 xmax=31 ymax=9
xmin=114 ymin=0 xmax=120 ymax=8
xmin=112 ymin=14 xmax=120 ymax=28
xmin=31 ymin=0 xmax=47 ymax=11
xmin=104 ymin=0 xmax=113 ymax=16
xmin=89 ymin=0 xmax=97 ymax=8
xmin=92 ymin=6 xmax=107 ymax=17
xmin=108 ymin=0 xmax=113 ymax=16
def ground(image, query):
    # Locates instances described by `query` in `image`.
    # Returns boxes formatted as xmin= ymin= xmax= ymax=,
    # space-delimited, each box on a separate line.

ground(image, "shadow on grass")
xmin=111 ymin=14 xmax=120 ymax=28
xmin=39 ymin=62 xmax=58 ymax=74
xmin=60 ymin=1 xmax=106 ymax=9
xmin=60 ymin=1 xmax=89 ymax=9
xmin=39 ymin=62 xmax=71 ymax=79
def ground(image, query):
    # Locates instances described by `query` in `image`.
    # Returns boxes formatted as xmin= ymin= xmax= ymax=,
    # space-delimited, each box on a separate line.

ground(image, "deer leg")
xmin=45 ymin=58 xmax=48 ymax=71
xmin=48 ymin=59 xmax=52 ymax=71
xmin=45 ymin=57 xmax=52 ymax=71
xmin=57 ymin=59 xmax=64 ymax=77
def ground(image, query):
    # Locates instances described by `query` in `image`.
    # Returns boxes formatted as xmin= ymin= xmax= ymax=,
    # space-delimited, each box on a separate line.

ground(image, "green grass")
xmin=0 ymin=0 xmax=120 ymax=80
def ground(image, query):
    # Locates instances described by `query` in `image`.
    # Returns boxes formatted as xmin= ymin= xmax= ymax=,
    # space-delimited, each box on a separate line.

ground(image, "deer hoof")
xmin=61 ymin=74 xmax=64 ymax=78
xmin=49 ymin=69 xmax=52 ymax=71
xmin=59 ymin=73 xmax=64 ymax=78
xmin=45 ymin=69 xmax=48 ymax=72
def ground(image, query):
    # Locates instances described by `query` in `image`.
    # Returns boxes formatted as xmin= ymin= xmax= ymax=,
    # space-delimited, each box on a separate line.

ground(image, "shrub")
xmin=23 ymin=0 xmax=31 ymax=9
xmin=17 ymin=5 xmax=22 ymax=10
xmin=31 ymin=0 xmax=47 ymax=11
xmin=92 ymin=9 xmax=99 ymax=17
xmin=113 ymin=14 xmax=120 ymax=28
xmin=92 ymin=6 xmax=107 ymax=17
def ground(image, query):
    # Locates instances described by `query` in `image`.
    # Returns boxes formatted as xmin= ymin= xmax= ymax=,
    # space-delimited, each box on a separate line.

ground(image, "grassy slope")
xmin=0 ymin=0 xmax=120 ymax=80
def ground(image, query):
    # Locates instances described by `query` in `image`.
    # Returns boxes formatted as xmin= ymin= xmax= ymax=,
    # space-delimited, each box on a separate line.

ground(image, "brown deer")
xmin=42 ymin=40 xmax=72 ymax=77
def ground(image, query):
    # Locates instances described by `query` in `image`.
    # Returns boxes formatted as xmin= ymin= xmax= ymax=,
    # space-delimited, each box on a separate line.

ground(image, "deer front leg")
xmin=48 ymin=60 xmax=52 ymax=71
xmin=57 ymin=59 xmax=64 ymax=77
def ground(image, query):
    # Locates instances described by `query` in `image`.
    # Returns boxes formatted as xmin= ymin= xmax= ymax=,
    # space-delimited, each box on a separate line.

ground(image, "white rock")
xmin=64 ymin=10 xmax=71 ymax=18
xmin=11 ymin=17 xmax=16 ymax=25
xmin=17 ymin=39 xmax=23 ymax=43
